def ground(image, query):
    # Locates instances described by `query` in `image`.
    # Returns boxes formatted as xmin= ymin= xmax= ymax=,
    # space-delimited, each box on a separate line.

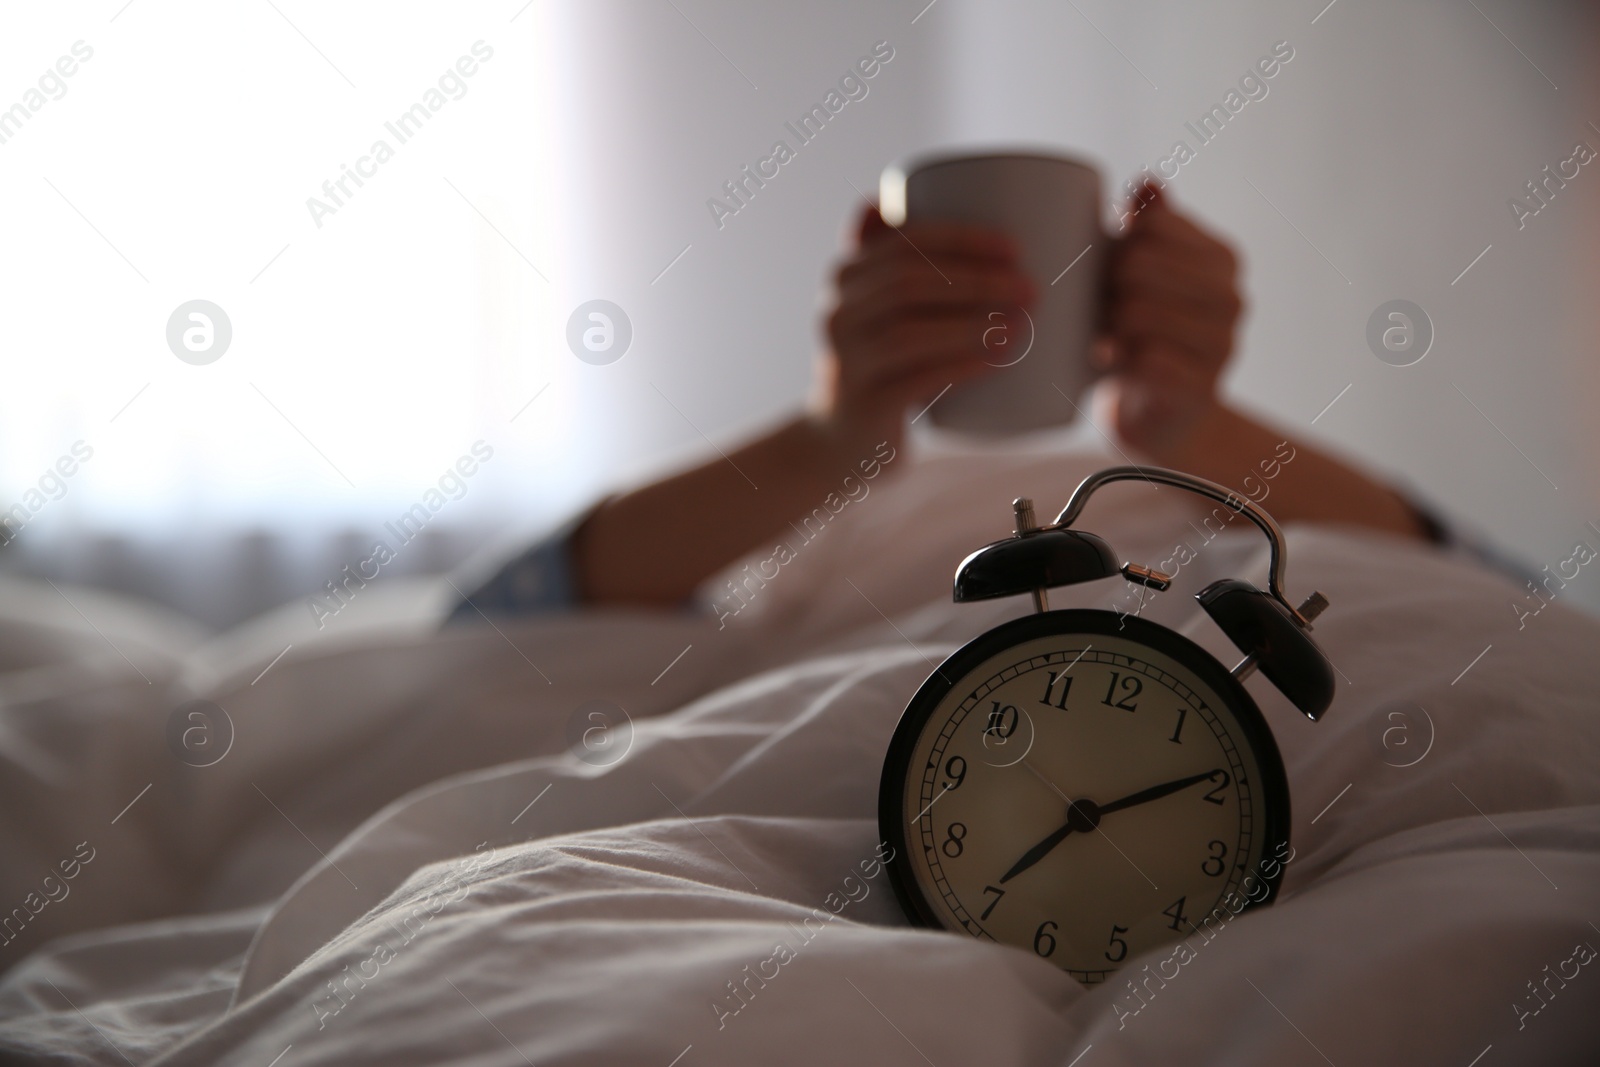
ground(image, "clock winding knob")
xmin=1121 ymin=562 xmax=1174 ymax=591
xmin=1013 ymin=497 xmax=1037 ymax=535
xmin=1295 ymin=591 xmax=1329 ymax=627
xmin=1010 ymin=498 xmax=1051 ymax=613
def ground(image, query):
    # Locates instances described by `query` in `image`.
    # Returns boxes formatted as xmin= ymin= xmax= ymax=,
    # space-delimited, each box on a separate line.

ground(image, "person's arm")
xmin=1096 ymin=182 xmax=1428 ymax=541
xmin=570 ymin=210 xmax=1034 ymax=606
xmin=569 ymin=415 xmax=890 ymax=606
xmin=1147 ymin=403 xmax=1428 ymax=539
xmin=557 ymin=182 xmax=1426 ymax=614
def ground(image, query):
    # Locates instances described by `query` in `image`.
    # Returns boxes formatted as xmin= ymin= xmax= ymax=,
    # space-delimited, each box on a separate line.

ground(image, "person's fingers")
xmin=834 ymin=242 xmax=994 ymax=300
xmin=1114 ymin=223 xmax=1238 ymax=275
xmin=856 ymin=220 xmax=1020 ymax=265
xmin=1125 ymin=338 xmax=1216 ymax=386
xmin=1094 ymin=335 xmax=1138 ymax=381
xmin=872 ymin=345 xmax=999 ymax=420
xmin=843 ymin=309 xmax=1024 ymax=388
xmin=1110 ymin=228 xmax=1239 ymax=324
xmin=1115 ymin=221 xmax=1238 ymax=282
xmin=1107 ymin=280 xmax=1242 ymax=343
xmin=1109 ymin=298 xmax=1234 ymax=367
xmin=1129 ymin=198 xmax=1239 ymax=262
xmin=1115 ymin=178 xmax=1167 ymax=231
xmin=1132 ymin=195 xmax=1205 ymax=241
xmin=832 ymin=260 xmax=1034 ymax=335
xmin=854 ymin=201 xmax=892 ymax=247
xmin=1120 ymin=180 xmax=1238 ymax=258
xmin=1090 ymin=336 xmax=1118 ymax=371
xmin=835 ymin=221 xmax=1023 ymax=302
xmin=842 ymin=251 xmax=1033 ymax=303
xmin=1116 ymin=176 xmax=1161 ymax=211
xmin=1095 ymin=180 xmax=1243 ymax=455
xmin=1110 ymin=246 xmax=1240 ymax=312
xmin=897 ymin=220 xmax=1020 ymax=259
xmin=1104 ymin=183 xmax=1243 ymax=376
xmin=832 ymin=350 xmax=994 ymax=434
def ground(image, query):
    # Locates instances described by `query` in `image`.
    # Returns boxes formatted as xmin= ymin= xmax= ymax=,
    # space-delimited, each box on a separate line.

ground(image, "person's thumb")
xmin=856 ymin=201 xmax=891 ymax=246
xmin=1122 ymin=177 xmax=1167 ymax=231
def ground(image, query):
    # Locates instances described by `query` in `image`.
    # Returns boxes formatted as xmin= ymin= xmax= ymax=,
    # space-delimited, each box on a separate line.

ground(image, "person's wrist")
xmin=803 ymin=396 xmax=903 ymax=476
xmin=1137 ymin=398 xmax=1236 ymax=470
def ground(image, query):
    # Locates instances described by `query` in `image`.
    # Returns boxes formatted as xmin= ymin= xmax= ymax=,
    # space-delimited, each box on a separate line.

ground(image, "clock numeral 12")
xmin=1101 ymin=671 xmax=1142 ymax=711
xmin=1040 ymin=670 xmax=1072 ymax=710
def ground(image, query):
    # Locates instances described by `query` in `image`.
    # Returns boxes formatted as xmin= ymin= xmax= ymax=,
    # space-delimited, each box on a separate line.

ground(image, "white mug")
xmin=880 ymin=150 xmax=1107 ymax=436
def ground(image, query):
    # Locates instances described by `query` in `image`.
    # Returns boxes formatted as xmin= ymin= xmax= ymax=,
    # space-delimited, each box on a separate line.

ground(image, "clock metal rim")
xmin=877 ymin=608 xmax=1293 ymax=967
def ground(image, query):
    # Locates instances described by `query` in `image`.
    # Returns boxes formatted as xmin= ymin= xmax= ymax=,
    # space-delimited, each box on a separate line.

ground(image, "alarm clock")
xmin=878 ymin=465 xmax=1334 ymax=983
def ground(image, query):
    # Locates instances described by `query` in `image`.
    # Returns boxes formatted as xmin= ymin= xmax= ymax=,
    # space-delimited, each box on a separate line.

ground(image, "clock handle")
xmin=1046 ymin=465 xmax=1322 ymax=627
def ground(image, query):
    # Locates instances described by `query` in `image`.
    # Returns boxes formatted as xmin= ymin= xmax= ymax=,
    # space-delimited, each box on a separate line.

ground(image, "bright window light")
xmin=0 ymin=1 xmax=573 ymax=543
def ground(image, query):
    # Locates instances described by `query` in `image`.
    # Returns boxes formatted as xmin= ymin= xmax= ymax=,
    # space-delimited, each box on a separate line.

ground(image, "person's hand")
xmin=815 ymin=204 xmax=1036 ymax=460
xmin=1095 ymin=183 xmax=1245 ymax=462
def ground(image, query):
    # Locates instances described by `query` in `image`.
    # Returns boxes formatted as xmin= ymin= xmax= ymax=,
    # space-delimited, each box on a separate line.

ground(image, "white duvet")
xmin=0 ymin=444 xmax=1596 ymax=1066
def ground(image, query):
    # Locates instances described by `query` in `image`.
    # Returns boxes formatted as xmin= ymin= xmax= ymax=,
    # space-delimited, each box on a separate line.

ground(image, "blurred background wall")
xmin=2 ymin=0 xmax=1596 ymax=628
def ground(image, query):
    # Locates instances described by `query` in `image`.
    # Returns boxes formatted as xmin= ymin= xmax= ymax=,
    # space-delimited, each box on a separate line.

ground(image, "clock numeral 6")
xmin=1033 ymin=920 xmax=1058 ymax=958
xmin=1101 ymin=671 xmax=1142 ymax=711
xmin=941 ymin=822 xmax=967 ymax=858
xmin=1105 ymin=923 xmax=1129 ymax=962
xmin=1201 ymin=839 xmax=1228 ymax=877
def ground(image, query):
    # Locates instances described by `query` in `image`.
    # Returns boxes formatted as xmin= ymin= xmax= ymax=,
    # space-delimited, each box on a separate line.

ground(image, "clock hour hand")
xmin=1097 ymin=769 xmax=1224 ymax=816
xmin=998 ymin=798 xmax=1101 ymax=884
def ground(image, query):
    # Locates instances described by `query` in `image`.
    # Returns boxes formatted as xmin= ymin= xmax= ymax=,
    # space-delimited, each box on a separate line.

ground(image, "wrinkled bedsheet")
xmin=0 ymin=445 xmax=1596 ymax=1065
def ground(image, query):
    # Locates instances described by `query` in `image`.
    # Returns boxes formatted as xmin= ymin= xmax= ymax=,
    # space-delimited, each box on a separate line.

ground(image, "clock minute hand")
xmin=997 ymin=771 xmax=1223 ymax=886
xmin=1097 ymin=769 xmax=1223 ymax=817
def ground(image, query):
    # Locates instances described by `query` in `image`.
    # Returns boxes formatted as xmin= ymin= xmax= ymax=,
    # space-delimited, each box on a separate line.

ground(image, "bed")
xmin=0 ymin=444 xmax=1595 ymax=1065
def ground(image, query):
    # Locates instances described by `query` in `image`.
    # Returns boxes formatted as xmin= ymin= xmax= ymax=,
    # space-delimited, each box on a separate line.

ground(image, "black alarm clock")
xmin=878 ymin=465 xmax=1334 ymax=984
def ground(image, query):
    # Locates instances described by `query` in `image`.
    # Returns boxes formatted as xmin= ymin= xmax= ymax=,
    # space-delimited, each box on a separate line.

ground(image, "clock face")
xmin=879 ymin=610 xmax=1290 ymax=984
